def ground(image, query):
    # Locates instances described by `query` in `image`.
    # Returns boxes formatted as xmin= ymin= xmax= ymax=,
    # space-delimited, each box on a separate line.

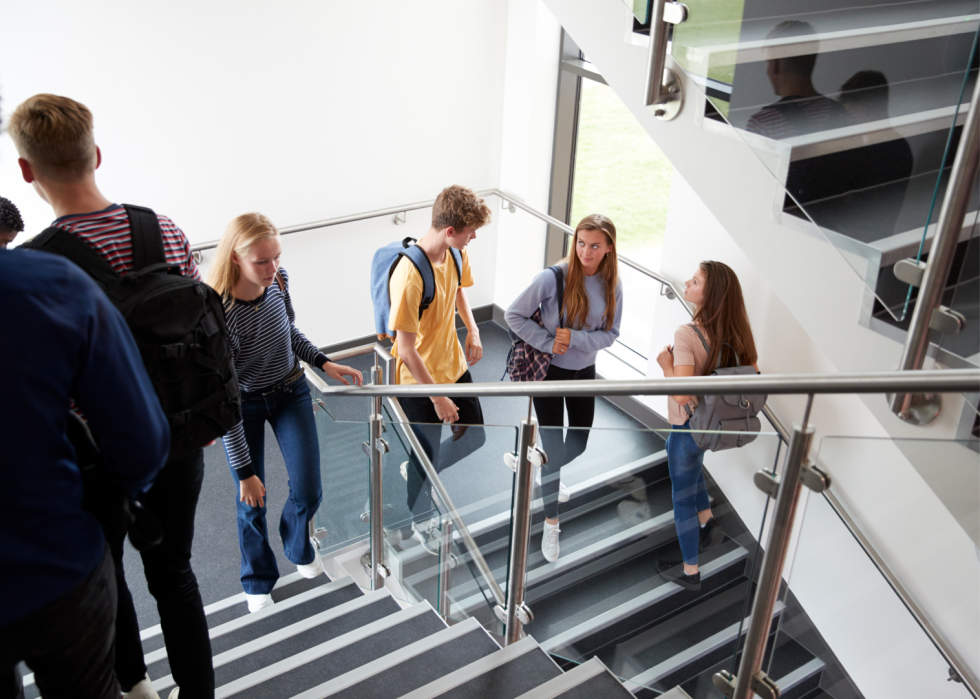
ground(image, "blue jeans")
xmin=226 ymin=377 xmax=322 ymax=594
xmin=666 ymin=422 xmax=710 ymax=566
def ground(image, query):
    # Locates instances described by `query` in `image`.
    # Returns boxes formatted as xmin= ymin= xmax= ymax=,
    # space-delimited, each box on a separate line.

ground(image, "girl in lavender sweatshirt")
xmin=505 ymin=214 xmax=623 ymax=562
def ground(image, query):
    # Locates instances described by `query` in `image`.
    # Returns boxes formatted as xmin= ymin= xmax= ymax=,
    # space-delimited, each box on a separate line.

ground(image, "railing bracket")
xmin=644 ymin=0 xmax=688 ymax=120
xmin=494 ymin=602 xmax=533 ymax=626
xmin=929 ymin=306 xmax=966 ymax=335
xmin=754 ymin=470 xmax=780 ymax=499
xmin=360 ymin=552 xmax=389 ymax=580
xmin=893 ymin=258 xmax=926 ymax=287
xmin=711 ymin=670 xmax=779 ymax=699
xmin=501 ymin=199 xmax=516 ymax=213
xmin=392 ymin=211 xmax=407 ymax=225
xmin=362 ymin=438 xmax=389 ymax=458
xmin=799 ymin=461 xmax=831 ymax=493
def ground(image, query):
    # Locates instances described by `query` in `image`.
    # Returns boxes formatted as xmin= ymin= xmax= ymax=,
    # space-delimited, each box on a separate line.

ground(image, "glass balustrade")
xmin=665 ymin=1 xmax=980 ymax=325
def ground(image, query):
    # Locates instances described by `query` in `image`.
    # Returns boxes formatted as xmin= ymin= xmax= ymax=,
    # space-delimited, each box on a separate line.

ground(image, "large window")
xmin=569 ymin=77 xmax=674 ymax=364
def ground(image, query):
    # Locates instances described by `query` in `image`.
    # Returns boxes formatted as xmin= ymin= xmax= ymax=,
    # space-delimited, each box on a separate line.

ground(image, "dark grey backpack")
xmin=685 ymin=325 xmax=766 ymax=452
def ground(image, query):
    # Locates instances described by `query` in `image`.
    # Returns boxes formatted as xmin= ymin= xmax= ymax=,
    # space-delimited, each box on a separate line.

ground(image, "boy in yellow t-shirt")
xmin=388 ymin=185 xmax=492 ymax=553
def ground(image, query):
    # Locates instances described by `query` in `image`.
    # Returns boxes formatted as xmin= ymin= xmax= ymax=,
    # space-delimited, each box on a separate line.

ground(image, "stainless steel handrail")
xmin=307 ymin=369 xmax=979 ymax=399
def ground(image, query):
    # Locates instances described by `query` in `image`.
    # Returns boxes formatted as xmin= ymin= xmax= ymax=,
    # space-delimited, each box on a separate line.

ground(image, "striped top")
xmin=52 ymin=204 xmax=200 ymax=280
xmin=745 ymin=95 xmax=848 ymax=140
xmin=222 ymin=267 xmax=328 ymax=477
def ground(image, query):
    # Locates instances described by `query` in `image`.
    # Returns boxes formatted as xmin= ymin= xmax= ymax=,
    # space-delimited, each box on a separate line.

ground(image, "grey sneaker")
xmin=617 ymin=499 xmax=651 ymax=526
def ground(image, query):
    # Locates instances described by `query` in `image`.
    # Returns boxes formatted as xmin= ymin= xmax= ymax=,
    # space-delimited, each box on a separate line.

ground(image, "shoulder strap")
xmin=275 ymin=270 xmax=285 ymax=292
xmin=549 ymin=265 xmax=565 ymax=328
xmin=124 ymin=204 xmax=166 ymax=271
xmin=399 ymin=245 xmax=437 ymax=318
xmin=450 ymin=248 xmax=463 ymax=285
xmin=687 ymin=324 xmax=710 ymax=355
xmin=688 ymin=324 xmax=741 ymax=368
xmin=22 ymin=227 xmax=119 ymax=290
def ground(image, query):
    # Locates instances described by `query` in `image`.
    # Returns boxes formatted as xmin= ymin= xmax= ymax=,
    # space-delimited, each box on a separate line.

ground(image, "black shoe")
xmin=699 ymin=518 xmax=725 ymax=553
xmin=658 ymin=560 xmax=702 ymax=591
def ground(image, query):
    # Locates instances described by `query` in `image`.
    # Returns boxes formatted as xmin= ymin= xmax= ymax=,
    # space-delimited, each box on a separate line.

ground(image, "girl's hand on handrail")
xmin=323 ymin=362 xmax=364 ymax=386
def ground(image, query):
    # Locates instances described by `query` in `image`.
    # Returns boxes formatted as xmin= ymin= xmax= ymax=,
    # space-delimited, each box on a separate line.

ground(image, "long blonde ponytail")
xmin=207 ymin=213 xmax=279 ymax=303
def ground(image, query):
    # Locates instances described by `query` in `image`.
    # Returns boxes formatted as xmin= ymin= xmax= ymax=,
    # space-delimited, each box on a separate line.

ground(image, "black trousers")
xmin=0 ymin=548 xmax=118 ymax=699
xmin=533 ymin=363 xmax=596 ymax=519
xmin=400 ymin=371 xmax=486 ymax=518
xmin=109 ymin=448 xmax=214 ymax=698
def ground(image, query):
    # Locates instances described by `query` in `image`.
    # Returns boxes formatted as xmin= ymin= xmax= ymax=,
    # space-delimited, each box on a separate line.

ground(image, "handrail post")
xmin=890 ymin=77 xmax=980 ymax=424
xmin=368 ymin=364 xmax=387 ymax=590
xmin=643 ymin=0 xmax=688 ymax=120
xmin=717 ymin=416 xmax=815 ymax=699
xmin=438 ymin=517 xmax=455 ymax=623
xmin=504 ymin=408 xmax=538 ymax=646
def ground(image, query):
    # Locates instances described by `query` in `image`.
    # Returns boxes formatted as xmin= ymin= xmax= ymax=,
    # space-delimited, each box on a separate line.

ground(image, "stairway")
xmin=383 ymin=434 xmax=859 ymax=698
xmin=22 ymin=570 xmax=633 ymax=699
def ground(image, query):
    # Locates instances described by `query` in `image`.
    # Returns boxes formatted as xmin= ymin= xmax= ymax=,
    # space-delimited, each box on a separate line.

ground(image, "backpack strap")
xmin=688 ymin=324 xmax=741 ymax=368
xmin=21 ymin=227 xmax=119 ymax=291
xmin=124 ymin=204 xmax=166 ymax=271
xmin=450 ymin=248 xmax=463 ymax=286
xmin=549 ymin=265 xmax=565 ymax=329
xmin=399 ymin=244 xmax=437 ymax=320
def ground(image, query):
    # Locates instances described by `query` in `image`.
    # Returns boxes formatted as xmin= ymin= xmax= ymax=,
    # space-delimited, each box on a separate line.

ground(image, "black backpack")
xmin=23 ymin=205 xmax=241 ymax=461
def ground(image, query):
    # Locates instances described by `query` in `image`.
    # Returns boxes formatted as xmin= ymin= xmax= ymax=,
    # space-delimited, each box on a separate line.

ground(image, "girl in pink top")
xmin=655 ymin=261 xmax=759 ymax=590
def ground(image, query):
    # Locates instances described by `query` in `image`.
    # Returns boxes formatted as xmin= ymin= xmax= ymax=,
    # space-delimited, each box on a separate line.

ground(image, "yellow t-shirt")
xmin=389 ymin=248 xmax=474 ymax=385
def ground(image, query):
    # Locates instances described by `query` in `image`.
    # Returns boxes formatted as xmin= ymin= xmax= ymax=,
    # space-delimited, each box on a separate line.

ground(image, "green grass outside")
xmin=569 ymin=80 xmax=673 ymax=266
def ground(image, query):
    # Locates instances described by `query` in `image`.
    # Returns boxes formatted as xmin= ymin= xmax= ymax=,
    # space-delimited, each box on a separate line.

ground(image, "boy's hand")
xmin=465 ymin=330 xmax=483 ymax=365
xmin=240 ymin=475 xmax=266 ymax=508
xmin=432 ymin=396 xmax=459 ymax=423
xmin=323 ymin=362 xmax=364 ymax=386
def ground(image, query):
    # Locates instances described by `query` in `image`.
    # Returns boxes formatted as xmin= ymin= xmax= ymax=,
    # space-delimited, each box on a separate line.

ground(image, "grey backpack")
xmin=685 ymin=325 xmax=766 ymax=452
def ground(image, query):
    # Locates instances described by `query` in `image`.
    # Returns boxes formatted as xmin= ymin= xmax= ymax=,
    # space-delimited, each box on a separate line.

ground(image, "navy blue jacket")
xmin=0 ymin=248 xmax=169 ymax=627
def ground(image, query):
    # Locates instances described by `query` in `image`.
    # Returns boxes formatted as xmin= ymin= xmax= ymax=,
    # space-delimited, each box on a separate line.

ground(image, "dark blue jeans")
xmin=226 ymin=377 xmax=322 ymax=595
xmin=666 ymin=422 xmax=710 ymax=566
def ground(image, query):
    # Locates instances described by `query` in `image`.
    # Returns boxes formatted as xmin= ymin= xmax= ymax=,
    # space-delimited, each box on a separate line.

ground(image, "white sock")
xmin=700 ymin=522 xmax=707 ymax=529
xmin=544 ymin=519 xmax=559 ymax=531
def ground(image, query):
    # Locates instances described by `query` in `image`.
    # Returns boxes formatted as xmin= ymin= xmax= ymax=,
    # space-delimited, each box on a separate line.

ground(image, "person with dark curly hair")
xmin=0 ymin=197 xmax=25 ymax=248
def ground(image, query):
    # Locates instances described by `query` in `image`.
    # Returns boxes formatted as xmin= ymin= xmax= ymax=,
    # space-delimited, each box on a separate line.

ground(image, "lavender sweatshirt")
xmin=505 ymin=262 xmax=624 ymax=371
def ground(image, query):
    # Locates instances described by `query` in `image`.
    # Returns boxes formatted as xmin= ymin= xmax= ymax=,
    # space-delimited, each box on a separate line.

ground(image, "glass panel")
xmin=514 ymin=423 xmax=782 ymax=696
xmin=938 ymin=177 xmax=980 ymax=367
xmin=786 ymin=436 xmax=979 ymax=696
xmin=668 ymin=1 xmax=980 ymax=322
xmin=622 ymin=0 xmax=651 ymax=26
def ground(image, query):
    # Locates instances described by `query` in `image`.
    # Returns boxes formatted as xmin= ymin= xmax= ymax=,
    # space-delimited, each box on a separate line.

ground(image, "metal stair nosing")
xmin=510 ymin=657 xmax=634 ymax=699
xmin=774 ymin=657 xmax=826 ymax=696
xmin=287 ymin=616 xmax=490 ymax=699
xmin=622 ymin=601 xmax=786 ymax=692
xmin=394 ymin=636 xmax=544 ymax=699
xmin=448 ymin=509 xmax=676 ymax=618
xmin=138 ymin=570 xmax=321 ymax=642
xmin=539 ymin=547 xmax=749 ymax=654
xmin=212 ymin=601 xmax=438 ymax=698
xmin=150 ymin=588 xmax=394 ymax=692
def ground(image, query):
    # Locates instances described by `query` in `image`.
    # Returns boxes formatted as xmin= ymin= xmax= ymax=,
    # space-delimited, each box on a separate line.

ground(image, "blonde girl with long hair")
xmin=505 ymin=214 xmax=623 ymax=562
xmin=209 ymin=213 xmax=362 ymax=612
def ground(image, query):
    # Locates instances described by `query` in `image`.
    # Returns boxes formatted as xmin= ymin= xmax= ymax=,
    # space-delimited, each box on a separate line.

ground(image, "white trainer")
xmin=505 ymin=451 xmax=567 ymax=502
xmin=411 ymin=514 xmax=441 ymax=555
xmin=245 ymin=593 xmax=274 ymax=613
xmin=610 ymin=475 xmax=648 ymax=502
xmin=541 ymin=521 xmax=561 ymax=563
xmin=399 ymin=460 xmax=409 ymax=481
xmin=617 ymin=499 xmax=652 ymax=526
xmin=296 ymin=552 xmax=325 ymax=579
xmin=168 ymin=689 xmax=180 ymax=699
xmin=123 ymin=674 xmax=160 ymax=699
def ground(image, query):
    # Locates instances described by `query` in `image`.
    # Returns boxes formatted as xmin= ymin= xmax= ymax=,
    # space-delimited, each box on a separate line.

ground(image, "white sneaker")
xmin=168 ymin=690 xmax=180 ymax=699
xmin=245 ymin=593 xmax=274 ymax=613
xmin=123 ymin=674 xmax=160 ymax=699
xmin=399 ymin=460 xmax=409 ymax=481
xmin=535 ymin=468 xmax=569 ymax=503
xmin=296 ymin=551 xmax=325 ymax=579
xmin=610 ymin=475 xmax=648 ymax=502
xmin=411 ymin=514 xmax=441 ymax=555
xmin=617 ymin=499 xmax=652 ymax=526
xmin=541 ymin=521 xmax=561 ymax=563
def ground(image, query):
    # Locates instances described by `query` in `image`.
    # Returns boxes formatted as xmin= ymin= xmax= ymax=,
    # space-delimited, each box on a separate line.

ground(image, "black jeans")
xmin=0 ymin=548 xmax=118 ymax=699
xmin=110 ymin=448 xmax=214 ymax=698
xmin=400 ymin=371 xmax=486 ymax=519
xmin=533 ymin=363 xmax=596 ymax=519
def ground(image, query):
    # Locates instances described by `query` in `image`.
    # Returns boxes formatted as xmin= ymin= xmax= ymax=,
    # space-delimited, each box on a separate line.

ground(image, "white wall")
xmin=0 ymin=0 xmax=510 ymax=342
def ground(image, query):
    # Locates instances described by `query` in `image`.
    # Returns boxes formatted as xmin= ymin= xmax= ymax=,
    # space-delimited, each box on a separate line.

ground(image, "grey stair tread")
xmin=146 ymin=576 xmax=363 ymax=681
xmin=511 ymin=658 xmax=632 ymax=699
xmin=425 ymin=642 xmax=562 ymax=699
xmin=217 ymin=603 xmax=446 ymax=698
xmin=141 ymin=571 xmax=338 ymax=655
xmin=208 ymin=591 xmax=401 ymax=689
xmin=305 ymin=621 xmax=500 ymax=699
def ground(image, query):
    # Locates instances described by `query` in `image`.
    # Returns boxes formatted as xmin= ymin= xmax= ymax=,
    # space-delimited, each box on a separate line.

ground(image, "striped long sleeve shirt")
xmin=222 ymin=267 xmax=328 ymax=478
